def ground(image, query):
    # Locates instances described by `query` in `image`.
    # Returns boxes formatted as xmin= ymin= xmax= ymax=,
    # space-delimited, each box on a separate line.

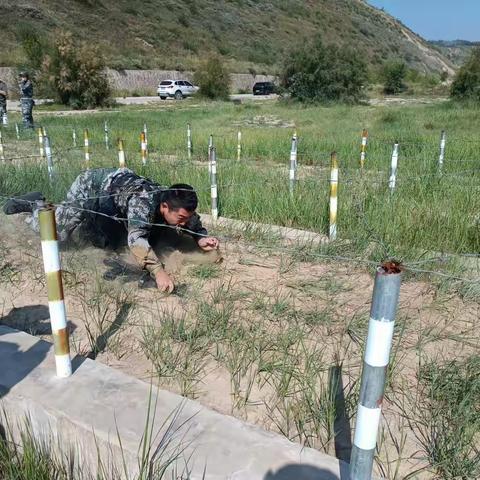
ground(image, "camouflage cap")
xmin=19 ymin=71 xmax=29 ymax=78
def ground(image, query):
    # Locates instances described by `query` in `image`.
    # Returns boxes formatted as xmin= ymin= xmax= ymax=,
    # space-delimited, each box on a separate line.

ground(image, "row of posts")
xmin=4 ymin=124 xmax=448 ymax=244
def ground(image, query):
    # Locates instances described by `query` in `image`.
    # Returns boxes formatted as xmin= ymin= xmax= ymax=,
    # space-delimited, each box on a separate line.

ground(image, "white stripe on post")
xmin=329 ymin=152 xmax=338 ymax=241
xmin=353 ymin=405 xmax=382 ymax=451
xmin=389 ymin=142 xmax=399 ymax=193
xmin=237 ymin=131 xmax=242 ymax=161
xmin=187 ymin=123 xmax=192 ymax=159
xmin=438 ymin=130 xmax=446 ymax=171
xmin=48 ymin=300 xmax=68 ymax=331
xmin=41 ymin=240 xmax=61 ymax=272
xmin=104 ymin=121 xmax=109 ymax=150
xmin=364 ymin=318 xmax=395 ymax=367
xmin=210 ymin=147 xmax=218 ymax=223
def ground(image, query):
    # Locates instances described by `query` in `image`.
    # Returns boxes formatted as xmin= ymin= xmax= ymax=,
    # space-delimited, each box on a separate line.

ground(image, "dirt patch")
xmin=0 ymin=212 xmax=478 ymax=479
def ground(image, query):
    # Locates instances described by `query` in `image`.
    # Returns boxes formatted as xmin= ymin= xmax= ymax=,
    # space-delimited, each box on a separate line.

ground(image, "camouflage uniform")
xmin=30 ymin=168 xmax=207 ymax=276
xmin=19 ymin=79 xmax=34 ymax=128
xmin=0 ymin=80 xmax=7 ymax=119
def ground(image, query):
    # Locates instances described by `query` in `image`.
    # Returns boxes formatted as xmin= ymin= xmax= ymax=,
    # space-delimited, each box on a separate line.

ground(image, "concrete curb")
xmin=0 ymin=325 xmax=348 ymax=479
xmin=200 ymin=213 xmax=329 ymax=246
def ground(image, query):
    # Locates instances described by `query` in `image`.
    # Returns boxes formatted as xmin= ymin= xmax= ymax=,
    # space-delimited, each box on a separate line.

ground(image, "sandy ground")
xmin=0 ymin=212 xmax=478 ymax=479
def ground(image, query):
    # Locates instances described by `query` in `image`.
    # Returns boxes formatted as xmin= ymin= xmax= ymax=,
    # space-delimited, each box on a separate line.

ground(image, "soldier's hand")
xmin=155 ymin=270 xmax=174 ymax=293
xmin=197 ymin=237 xmax=219 ymax=251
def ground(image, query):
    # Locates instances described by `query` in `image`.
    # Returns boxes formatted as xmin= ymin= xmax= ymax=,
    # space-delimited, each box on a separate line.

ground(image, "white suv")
xmin=157 ymin=80 xmax=199 ymax=100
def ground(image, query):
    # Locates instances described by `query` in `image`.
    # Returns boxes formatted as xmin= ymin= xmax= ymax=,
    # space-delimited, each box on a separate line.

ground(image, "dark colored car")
xmin=252 ymin=82 xmax=275 ymax=95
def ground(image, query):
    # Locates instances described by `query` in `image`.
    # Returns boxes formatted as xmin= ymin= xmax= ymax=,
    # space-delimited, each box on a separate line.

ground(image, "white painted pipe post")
xmin=38 ymin=128 xmax=45 ymax=159
xmin=84 ymin=129 xmax=90 ymax=166
xmin=388 ymin=142 xmax=399 ymax=193
xmin=187 ymin=123 xmax=192 ymax=159
xmin=329 ymin=152 xmax=338 ymax=241
xmin=44 ymin=135 xmax=54 ymax=181
xmin=237 ymin=131 xmax=242 ymax=161
xmin=289 ymin=134 xmax=298 ymax=195
xmin=2 ymin=112 xmax=8 ymax=125
xmin=39 ymin=205 xmax=72 ymax=378
xmin=208 ymin=134 xmax=213 ymax=176
xmin=350 ymin=262 xmax=402 ymax=480
xmin=140 ymin=131 xmax=147 ymax=165
xmin=210 ymin=146 xmax=218 ymax=223
xmin=438 ymin=130 xmax=446 ymax=172
xmin=15 ymin=123 xmax=20 ymax=140
xmin=0 ymin=130 xmax=4 ymax=162
xmin=118 ymin=139 xmax=126 ymax=168
xmin=360 ymin=129 xmax=368 ymax=169
xmin=72 ymin=128 xmax=77 ymax=148
xmin=104 ymin=121 xmax=109 ymax=150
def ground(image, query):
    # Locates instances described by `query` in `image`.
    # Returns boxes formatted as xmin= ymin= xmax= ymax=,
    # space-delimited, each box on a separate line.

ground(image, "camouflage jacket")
xmin=98 ymin=168 xmax=207 ymax=275
xmin=0 ymin=80 xmax=7 ymax=98
xmin=19 ymin=79 xmax=33 ymax=98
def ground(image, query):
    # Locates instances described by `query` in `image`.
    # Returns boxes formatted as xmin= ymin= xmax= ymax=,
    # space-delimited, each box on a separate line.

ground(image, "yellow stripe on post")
xmin=38 ymin=206 xmax=72 ymax=378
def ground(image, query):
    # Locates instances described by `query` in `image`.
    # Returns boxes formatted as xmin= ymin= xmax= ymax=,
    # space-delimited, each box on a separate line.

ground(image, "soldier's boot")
xmin=3 ymin=191 xmax=45 ymax=215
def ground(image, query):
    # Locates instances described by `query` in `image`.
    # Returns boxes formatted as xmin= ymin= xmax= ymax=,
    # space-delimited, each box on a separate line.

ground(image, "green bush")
xmin=280 ymin=36 xmax=368 ymax=104
xmin=22 ymin=30 xmax=112 ymax=109
xmin=382 ymin=61 xmax=407 ymax=94
xmin=193 ymin=55 xmax=230 ymax=99
xmin=451 ymin=47 xmax=480 ymax=102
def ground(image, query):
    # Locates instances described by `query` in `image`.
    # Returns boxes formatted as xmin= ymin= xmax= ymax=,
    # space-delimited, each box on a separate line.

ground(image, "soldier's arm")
xmin=127 ymin=196 xmax=164 ymax=276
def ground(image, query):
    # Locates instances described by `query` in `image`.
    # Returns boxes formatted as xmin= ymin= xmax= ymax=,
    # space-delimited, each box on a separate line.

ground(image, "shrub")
xmin=280 ymin=36 xmax=368 ymax=104
xmin=451 ymin=47 xmax=480 ymax=102
xmin=382 ymin=61 xmax=407 ymax=95
xmin=193 ymin=55 xmax=230 ymax=99
xmin=22 ymin=30 xmax=112 ymax=109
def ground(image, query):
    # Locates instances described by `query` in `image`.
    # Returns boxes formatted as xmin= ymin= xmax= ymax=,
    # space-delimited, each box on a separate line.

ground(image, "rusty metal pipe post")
xmin=349 ymin=262 xmax=402 ymax=480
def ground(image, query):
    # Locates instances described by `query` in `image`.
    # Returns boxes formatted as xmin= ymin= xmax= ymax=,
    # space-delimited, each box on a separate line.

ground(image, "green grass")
xmin=1 ymin=100 xmax=479 ymax=264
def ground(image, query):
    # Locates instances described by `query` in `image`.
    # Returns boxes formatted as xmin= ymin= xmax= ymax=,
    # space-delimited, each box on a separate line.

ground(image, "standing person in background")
xmin=19 ymin=72 xmax=34 ymax=129
xmin=0 ymin=78 xmax=7 ymax=122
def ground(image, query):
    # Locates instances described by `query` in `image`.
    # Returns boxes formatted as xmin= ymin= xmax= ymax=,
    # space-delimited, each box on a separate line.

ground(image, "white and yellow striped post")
xmin=329 ymin=152 xmax=338 ymax=241
xmin=187 ymin=123 xmax=192 ymax=159
xmin=118 ymin=139 xmax=126 ymax=168
xmin=140 ymin=131 xmax=148 ymax=165
xmin=208 ymin=134 xmax=213 ymax=176
xmin=44 ymin=135 xmax=54 ymax=181
xmin=104 ymin=121 xmax=109 ymax=150
xmin=388 ymin=142 xmax=399 ymax=193
xmin=438 ymin=130 xmax=446 ymax=172
xmin=15 ymin=123 xmax=20 ymax=140
xmin=0 ymin=130 xmax=4 ymax=162
xmin=84 ymin=129 xmax=90 ymax=165
xmin=289 ymin=134 xmax=298 ymax=195
xmin=350 ymin=262 xmax=402 ymax=480
xmin=210 ymin=146 xmax=218 ymax=224
xmin=38 ymin=127 xmax=45 ymax=159
xmin=72 ymin=128 xmax=77 ymax=148
xmin=2 ymin=112 xmax=7 ymax=125
xmin=39 ymin=206 xmax=72 ymax=378
xmin=237 ymin=131 xmax=242 ymax=161
xmin=360 ymin=129 xmax=368 ymax=169
xmin=143 ymin=123 xmax=148 ymax=144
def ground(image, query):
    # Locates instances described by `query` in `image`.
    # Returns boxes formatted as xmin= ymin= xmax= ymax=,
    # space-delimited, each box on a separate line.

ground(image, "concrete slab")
xmin=0 ymin=325 xmax=349 ymax=479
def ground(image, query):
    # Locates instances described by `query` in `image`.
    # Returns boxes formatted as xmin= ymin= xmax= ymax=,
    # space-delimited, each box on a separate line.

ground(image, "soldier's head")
xmin=19 ymin=71 xmax=29 ymax=81
xmin=159 ymin=184 xmax=198 ymax=226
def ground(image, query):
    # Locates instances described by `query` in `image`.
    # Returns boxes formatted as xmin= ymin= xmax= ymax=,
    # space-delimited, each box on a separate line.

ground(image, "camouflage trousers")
xmin=29 ymin=168 xmax=122 ymax=246
xmin=0 ymin=96 xmax=6 ymax=118
xmin=20 ymin=98 xmax=34 ymax=129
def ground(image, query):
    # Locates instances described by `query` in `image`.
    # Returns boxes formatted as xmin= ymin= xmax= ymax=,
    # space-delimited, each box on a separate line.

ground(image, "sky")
xmin=367 ymin=0 xmax=479 ymax=41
